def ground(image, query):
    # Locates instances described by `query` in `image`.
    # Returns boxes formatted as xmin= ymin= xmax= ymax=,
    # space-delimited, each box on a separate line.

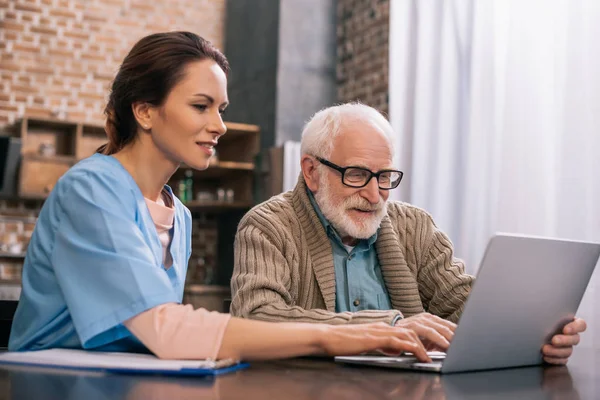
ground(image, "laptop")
xmin=335 ymin=233 xmax=600 ymax=373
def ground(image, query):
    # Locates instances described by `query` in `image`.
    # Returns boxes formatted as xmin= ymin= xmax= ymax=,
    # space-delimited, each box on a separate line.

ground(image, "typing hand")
xmin=321 ymin=322 xmax=431 ymax=362
xmin=542 ymin=317 xmax=586 ymax=365
xmin=395 ymin=313 xmax=456 ymax=351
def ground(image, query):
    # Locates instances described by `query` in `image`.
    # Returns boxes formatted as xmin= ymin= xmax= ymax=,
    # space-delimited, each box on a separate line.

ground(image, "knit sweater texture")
xmin=231 ymin=177 xmax=474 ymax=325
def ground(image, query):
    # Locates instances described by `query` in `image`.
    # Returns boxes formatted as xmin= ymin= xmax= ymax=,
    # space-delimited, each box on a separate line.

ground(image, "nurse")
xmin=9 ymin=31 xmax=431 ymax=362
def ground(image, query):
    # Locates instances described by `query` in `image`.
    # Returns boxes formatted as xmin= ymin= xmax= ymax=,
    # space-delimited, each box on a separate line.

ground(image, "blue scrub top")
xmin=9 ymin=153 xmax=192 ymax=352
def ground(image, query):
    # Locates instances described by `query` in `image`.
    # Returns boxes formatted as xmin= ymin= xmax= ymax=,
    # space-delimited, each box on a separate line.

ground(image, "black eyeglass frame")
xmin=315 ymin=156 xmax=404 ymax=190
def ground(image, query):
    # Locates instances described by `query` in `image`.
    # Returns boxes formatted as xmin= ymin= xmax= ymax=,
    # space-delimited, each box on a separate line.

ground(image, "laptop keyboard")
xmin=334 ymin=352 xmax=446 ymax=371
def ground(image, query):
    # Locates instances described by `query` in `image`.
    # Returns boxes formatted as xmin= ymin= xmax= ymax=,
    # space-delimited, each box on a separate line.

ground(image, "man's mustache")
xmin=342 ymin=195 xmax=385 ymax=212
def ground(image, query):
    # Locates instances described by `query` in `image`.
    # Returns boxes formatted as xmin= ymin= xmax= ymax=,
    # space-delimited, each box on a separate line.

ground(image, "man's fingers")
xmin=423 ymin=314 xmax=457 ymax=332
xmin=399 ymin=314 xmax=456 ymax=341
xmin=414 ymin=313 xmax=457 ymax=331
xmin=543 ymin=344 xmax=573 ymax=359
xmin=552 ymin=334 xmax=580 ymax=347
xmin=564 ymin=318 xmax=586 ymax=335
xmin=401 ymin=322 xmax=451 ymax=350
xmin=543 ymin=356 xmax=569 ymax=365
xmin=429 ymin=322 xmax=455 ymax=341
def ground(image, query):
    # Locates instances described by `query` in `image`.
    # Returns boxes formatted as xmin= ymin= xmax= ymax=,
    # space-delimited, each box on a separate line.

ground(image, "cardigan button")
xmin=353 ymin=299 xmax=360 ymax=307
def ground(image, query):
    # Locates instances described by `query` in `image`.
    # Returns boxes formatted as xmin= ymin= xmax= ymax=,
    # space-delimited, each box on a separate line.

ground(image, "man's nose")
xmin=359 ymin=177 xmax=380 ymax=204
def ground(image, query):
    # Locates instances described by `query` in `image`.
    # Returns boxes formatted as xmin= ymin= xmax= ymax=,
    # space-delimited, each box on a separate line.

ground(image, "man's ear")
xmin=131 ymin=102 xmax=153 ymax=131
xmin=301 ymin=155 xmax=320 ymax=192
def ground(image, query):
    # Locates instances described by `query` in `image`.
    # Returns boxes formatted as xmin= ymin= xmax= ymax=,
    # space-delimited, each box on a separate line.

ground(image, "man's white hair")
xmin=300 ymin=102 xmax=395 ymax=159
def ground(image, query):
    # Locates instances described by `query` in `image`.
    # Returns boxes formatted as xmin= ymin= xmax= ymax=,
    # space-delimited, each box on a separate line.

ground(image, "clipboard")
xmin=0 ymin=348 xmax=249 ymax=376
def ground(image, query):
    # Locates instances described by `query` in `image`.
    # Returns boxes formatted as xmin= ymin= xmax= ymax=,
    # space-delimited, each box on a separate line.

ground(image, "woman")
xmin=9 ymin=31 xmax=431 ymax=362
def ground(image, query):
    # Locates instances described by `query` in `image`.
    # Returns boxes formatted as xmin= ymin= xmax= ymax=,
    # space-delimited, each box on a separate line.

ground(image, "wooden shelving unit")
xmin=213 ymin=161 xmax=254 ymax=170
xmin=1 ymin=116 xmax=260 ymax=311
xmin=169 ymin=121 xmax=260 ymax=312
xmin=180 ymin=161 xmax=254 ymax=180
xmin=9 ymin=116 xmax=100 ymax=198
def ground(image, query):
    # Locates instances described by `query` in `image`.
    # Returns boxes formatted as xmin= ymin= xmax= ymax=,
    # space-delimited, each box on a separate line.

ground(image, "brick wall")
xmin=336 ymin=0 xmax=389 ymax=115
xmin=0 ymin=0 xmax=226 ymax=128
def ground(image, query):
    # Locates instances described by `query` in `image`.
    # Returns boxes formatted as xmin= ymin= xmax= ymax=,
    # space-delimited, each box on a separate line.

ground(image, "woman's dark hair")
xmin=98 ymin=31 xmax=229 ymax=155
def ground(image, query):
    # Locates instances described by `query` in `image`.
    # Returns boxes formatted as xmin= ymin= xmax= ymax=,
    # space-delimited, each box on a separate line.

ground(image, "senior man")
xmin=231 ymin=103 xmax=585 ymax=364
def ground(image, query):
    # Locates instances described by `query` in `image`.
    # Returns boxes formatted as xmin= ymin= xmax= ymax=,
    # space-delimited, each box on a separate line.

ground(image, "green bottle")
xmin=178 ymin=179 xmax=187 ymax=202
xmin=184 ymin=170 xmax=194 ymax=203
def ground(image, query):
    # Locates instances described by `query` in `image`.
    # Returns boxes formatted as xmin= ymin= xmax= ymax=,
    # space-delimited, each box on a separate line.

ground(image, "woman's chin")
xmin=182 ymin=159 xmax=211 ymax=171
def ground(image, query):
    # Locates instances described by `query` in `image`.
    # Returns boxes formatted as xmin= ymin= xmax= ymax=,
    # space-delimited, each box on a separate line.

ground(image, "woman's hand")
xmin=319 ymin=322 xmax=431 ymax=362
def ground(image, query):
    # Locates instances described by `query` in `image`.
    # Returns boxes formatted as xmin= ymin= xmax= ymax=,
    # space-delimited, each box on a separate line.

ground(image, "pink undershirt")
xmin=123 ymin=190 xmax=231 ymax=360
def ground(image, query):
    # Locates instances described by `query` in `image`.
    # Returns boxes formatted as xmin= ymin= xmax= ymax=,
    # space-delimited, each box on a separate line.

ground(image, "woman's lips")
xmin=196 ymin=142 xmax=215 ymax=156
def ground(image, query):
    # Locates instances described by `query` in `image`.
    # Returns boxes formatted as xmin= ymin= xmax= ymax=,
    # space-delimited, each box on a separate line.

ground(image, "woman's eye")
xmin=193 ymin=104 xmax=208 ymax=112
xmin=219 ymin=108 xmax=227 ymax=115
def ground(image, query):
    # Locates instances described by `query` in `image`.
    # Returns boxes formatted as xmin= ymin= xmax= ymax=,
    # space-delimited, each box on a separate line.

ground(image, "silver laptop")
xmin=336 ymin=233 xmax=600 ymax=373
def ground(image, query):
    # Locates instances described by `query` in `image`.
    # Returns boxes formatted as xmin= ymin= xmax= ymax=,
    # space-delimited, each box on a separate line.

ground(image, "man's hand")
xmin=395 ymin=313 xmax=456 ymax=351
xmin=542 ymin=317 xmax=586 ymax=365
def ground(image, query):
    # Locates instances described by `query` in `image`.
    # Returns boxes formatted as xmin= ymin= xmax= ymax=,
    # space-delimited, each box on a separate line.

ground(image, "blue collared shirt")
xmin=307 ymin=189 xmax=392 ymax=313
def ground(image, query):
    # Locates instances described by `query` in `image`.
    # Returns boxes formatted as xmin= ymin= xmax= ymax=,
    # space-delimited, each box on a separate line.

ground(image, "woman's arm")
xmin=218 ymin=316 xmax=430 ymax=361
xmin=125 ymin=303 xmax=431 ymax=362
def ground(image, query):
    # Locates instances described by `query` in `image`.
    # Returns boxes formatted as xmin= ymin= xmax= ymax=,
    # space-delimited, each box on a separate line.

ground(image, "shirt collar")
xmin=306 ymin=187 xmax=378 ymax=248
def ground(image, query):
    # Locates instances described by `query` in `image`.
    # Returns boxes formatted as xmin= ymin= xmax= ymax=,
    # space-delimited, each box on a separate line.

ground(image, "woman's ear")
xmin=131 ymin=102 xmax=153 ymax=131
xmin=301 ymin=155 xmax=320 ymax=192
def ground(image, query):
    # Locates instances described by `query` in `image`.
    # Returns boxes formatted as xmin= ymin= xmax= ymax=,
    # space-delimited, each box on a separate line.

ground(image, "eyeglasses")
xmin=315 ymin=156 xmax=403 ymax=190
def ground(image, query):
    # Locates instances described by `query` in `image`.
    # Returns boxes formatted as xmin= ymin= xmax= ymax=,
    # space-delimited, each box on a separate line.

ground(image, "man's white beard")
xmin=314 ymin=171 xmax=387 ymax=240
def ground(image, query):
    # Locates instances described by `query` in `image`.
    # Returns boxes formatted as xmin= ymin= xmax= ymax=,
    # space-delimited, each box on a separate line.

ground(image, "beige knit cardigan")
xmin=231 ymin=177 xmax=474 ymax=325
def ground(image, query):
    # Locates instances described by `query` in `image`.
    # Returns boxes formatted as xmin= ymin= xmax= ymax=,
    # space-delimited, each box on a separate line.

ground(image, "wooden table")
xmin=0 ymin=349 xmax=597 ymax=399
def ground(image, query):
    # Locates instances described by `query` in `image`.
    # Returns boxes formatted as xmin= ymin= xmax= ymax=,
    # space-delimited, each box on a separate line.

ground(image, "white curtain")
xmin=283 ymin=141 xmax=302 ymax=193
xmin=389 ymin=0 xmax=600 ymax=349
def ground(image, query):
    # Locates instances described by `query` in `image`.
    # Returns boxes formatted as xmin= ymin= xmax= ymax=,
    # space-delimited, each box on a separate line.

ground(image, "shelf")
xmin=224 ymin=122 xmax=260 ymax=135
xmin=179 ymin=161 xmax=254 ymax=180
xmin=184 ymin=284 xmax=230 ymax=295
xmin=182 ymin=161 xmax=254 ymax=172
xmin=0 ymin=279 xmax=21 ymax=286
xmin=0 ymin=215 xmax=38 ymax=223
xmin=19 ymin=115 xmax=78 ymax=129
xmin=21 ymin=154 xmax=76 ymax=164
xmin=19 ymin=115 xmax=103 ymax=130
xmin=212 ymin=161 xmax=254 ymax=170
xmin=185 ymin=201 xmax=253 ymax=213
xmin=0 ymin=252 xmax=26 ymax=260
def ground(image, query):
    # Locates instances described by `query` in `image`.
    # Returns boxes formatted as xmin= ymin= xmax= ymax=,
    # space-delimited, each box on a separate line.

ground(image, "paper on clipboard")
xmin=0 ymin=349 xmax=248 ymax=376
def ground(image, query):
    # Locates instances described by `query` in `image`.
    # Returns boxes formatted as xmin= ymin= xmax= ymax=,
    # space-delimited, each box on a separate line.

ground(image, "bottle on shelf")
xmin=178 ymin=179 xmax=187 ymax=202
xmin=184 ymin=170 xmax=194 ymax=203
xmin=216 ymin=188 xmax=225 ymax=202
xmin=178 ymin=170 xmax=194 ymax=203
